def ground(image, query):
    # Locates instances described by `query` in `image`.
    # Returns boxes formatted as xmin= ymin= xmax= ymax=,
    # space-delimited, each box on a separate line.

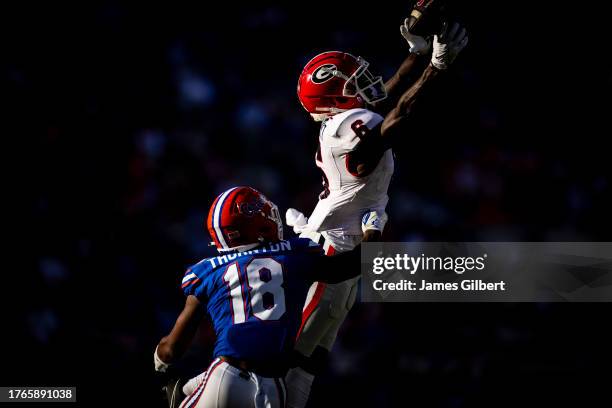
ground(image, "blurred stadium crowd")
xmin=8 ymin=1 xmax=612 ymax=407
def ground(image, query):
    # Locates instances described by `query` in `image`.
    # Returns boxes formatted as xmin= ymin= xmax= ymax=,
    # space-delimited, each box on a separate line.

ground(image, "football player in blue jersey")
xmin=153 ymin=186 xmax=363 ymax=408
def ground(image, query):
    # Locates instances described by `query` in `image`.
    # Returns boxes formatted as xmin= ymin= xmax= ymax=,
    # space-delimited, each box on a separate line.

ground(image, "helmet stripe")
xmin=207 ymin=194 xmax=222 ymax=248
xmin=213 ymin=187 xmax=238 ymax=249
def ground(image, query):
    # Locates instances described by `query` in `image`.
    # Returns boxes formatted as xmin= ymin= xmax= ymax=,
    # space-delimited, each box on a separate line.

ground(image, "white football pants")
xmin=181 ymin=358 xmax=287 ymax=408
xmin=294 ymin=232 xmax=361 ymax=356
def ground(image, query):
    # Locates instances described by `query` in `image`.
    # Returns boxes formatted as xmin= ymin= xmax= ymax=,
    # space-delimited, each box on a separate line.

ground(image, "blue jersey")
xmin=181 ymin=237 xmax=329 ymax=368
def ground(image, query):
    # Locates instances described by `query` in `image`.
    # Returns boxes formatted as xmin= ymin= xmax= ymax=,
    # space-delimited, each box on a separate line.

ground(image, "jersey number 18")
xmin=222 ymin=257 xmax=286 ymax=323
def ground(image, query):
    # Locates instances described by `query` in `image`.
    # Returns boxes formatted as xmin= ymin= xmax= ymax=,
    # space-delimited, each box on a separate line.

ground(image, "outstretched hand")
xmin=400 ymin=18 xmax=431 ymax=55
xmin=431 ymin=22 xmax=469 ymax=70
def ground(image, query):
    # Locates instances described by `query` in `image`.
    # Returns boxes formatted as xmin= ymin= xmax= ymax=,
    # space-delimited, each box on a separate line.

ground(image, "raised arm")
xmin=343 ymin=22 xmax=467 ymax=180
xmin=380 ymin=62 xmax=439 ymax=138
xmin=371 ymin=52 xmax=426 ymax=116
xmin=381 ymin=21 xmax=468 ymax=141
xmin=371 ymin=16 xmax=434 ymax=116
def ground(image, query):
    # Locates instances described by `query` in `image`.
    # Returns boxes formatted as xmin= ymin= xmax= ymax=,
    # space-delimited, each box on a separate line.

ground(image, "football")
xmin=406 ymin=0 xmax=450 ymax=37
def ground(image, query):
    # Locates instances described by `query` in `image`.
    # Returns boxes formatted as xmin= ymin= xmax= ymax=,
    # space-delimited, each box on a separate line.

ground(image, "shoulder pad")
xmin=321 ymin=108 xmax=384 ymax=149
xmin=181 ymin=258 xmax=211 ymax=297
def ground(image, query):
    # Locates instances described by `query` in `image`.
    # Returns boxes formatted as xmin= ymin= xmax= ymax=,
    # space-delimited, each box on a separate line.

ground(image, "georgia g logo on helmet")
xmin=311 ymin=64 xmax=336 ymax=84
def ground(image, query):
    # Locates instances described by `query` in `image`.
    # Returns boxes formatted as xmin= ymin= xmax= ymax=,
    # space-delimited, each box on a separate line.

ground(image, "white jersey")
xmin=302 ymin=108 xmax=394 ymax=250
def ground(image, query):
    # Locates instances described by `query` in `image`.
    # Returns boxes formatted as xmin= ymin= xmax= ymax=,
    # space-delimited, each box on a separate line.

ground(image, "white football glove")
xmin=154 ymin=346 xmax=170 ymax=373
xmin=361 ymin=210 xmax=388 ymax=234
xmin=431 ymin=22 xmax=469 ymax=70
xmin=286 ymin=208 xmax=308 ymax=234
xmin=400 ymin=18 xmax=431 ymax=55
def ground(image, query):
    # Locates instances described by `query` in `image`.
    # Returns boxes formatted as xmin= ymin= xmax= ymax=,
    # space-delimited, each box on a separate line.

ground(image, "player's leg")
xmin=181 ymin=358 xmax=286 ymax=408
xmin=254 ymin=376 xmax=287 ymax=408
xmin=293 ymin=282 xmax=333 ymax=357
xmin=286 ymin=220 xmax=381 ymax=408
xmin=180 ymin=358 xmax=224 ymax=408
xmin=310 ymin=216 xmax=380 ymax=353
xmin=313 ymin=211 xmax=385 ymax=353
xmin=180 ymin=358 xmax=257 ymax=408
xmin=295 ymin=276 xmax=359 ymax=356
xmin=285 ymin=280 xmax=343 ymax=408
xmin=286 ymin=275 xmax=360 ymax=408
xmin=182 ymin=371 xmax=207 ymax=398
xmin=315 ymin=276 xmax=359 ymax=351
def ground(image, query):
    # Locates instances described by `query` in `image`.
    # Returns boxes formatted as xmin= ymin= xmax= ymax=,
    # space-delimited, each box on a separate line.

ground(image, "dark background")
xmin=6 ymin=1 xmax=612 ymax=407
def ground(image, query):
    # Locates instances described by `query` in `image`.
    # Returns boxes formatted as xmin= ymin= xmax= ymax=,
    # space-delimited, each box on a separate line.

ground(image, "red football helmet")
xmin=206 ymin=186 xmax=283 ymax=252
xmin=297 ymin=51 xmax=387 ymax=121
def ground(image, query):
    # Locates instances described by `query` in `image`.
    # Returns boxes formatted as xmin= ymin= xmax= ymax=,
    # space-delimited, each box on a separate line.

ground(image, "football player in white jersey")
xmin=284 ymin=19 xmax=468 ymax=407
